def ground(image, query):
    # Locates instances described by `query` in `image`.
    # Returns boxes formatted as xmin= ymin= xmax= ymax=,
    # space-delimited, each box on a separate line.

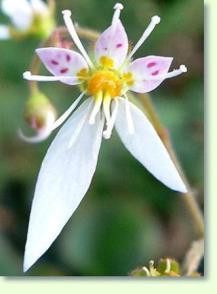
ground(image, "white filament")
xmin=103 ymin=98 xmax=119 ymax=139
xmin=124 ymin=94 xmax=135 ymax=134
xmin=142 ymin=266 xmax=150 ymax=276
xmin=111 ymin=3 xmax=124 ymax=30
xmin=127 ymin=15 xmax=161 ymax=61
xmin=89 ymin=92 xmax=103 ymax=124
xmin=23 ymin=71 xmax=80 ymax=83
xmin=62 ymin=10 xmax=94 ymax=68
xmin=145 ymin=65 xmax=188 ymax=81
xmin=103 ymin=94 xmax=111 ymax=126
xmin=51 ymin=92 xmax=84 ymax=131
xmin=165 ymin=258 xmax=171 ymax=273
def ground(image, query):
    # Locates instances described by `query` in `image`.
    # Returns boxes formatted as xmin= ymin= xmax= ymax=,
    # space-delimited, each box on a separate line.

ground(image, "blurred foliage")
xmin=0 ymin=0 xmax=203 ymax=276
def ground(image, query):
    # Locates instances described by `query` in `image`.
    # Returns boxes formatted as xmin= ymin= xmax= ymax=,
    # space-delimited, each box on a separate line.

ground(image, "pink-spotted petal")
xmin=36 ymin=47 xmax=88 ymax=85
xmin=95 ymin=20 xmax=128 ymax=69
xmin=127 ymin=56 xmax=173 ymax=93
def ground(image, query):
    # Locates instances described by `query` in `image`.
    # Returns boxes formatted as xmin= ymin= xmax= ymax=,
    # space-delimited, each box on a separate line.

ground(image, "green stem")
xmin=139 ymin=94 xmax=204 ymax=238
xmin=48 ymin=0 xmax=56 ymax=17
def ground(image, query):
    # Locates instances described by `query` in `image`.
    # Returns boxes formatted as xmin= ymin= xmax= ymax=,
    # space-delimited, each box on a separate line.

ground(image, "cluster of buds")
xmin=131 ymin=258 xmax=201 ymax=277
xmin=0 ymin=0 xmax=55 ymax=40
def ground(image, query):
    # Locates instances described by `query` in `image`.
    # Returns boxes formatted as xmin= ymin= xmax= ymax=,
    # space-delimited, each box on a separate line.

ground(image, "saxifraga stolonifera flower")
xmin=22 ymin=3 xmax=188 ymax=272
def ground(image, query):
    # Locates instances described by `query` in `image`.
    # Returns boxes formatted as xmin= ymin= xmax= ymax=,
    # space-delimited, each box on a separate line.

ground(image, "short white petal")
xmin=2 ymin=0 xmax=33 ymax=30
xmin=0 ymin=25 xmax=10 ymax=39
xmin=115 ymin=98 xmax=187 ymax=193
xmin=24 ymin=98 xmax=104 ymax=271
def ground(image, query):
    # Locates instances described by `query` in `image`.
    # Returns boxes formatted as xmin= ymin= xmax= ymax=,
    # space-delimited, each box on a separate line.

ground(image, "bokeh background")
xmin=0 ymin=0 xmax=203 ymax=276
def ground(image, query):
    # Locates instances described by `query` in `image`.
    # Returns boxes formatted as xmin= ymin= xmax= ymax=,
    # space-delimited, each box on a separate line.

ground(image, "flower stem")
xmin=139 ymin=93 xmax=204 ymax=238
xmin=48 ymin=0 xmax=56 ymax=16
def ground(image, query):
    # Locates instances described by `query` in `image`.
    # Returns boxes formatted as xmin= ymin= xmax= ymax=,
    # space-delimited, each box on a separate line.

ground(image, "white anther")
xmin=127 ymin=15 xmax=161 ymax=61
xmin=114 ymin=3 xmax=124 ymax=10
xmin=112 ymin=2 xmax=124 ymax=31
xmin=62 ymin=10 xmax=72 ymax=17
xmin=180 ymin=64 xmax=187 ymax=72
xmin=62 ymin=9 xmax=94 ymax=68
xmin=152 ymin=15 xmax=161 ymax=24
xmin=23 ymin=71 xmax=32 ymax=79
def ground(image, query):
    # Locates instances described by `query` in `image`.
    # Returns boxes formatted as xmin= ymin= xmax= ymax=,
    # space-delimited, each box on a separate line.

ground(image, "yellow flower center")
xmin=87 ymin=70 xmax=122 ymax=98
xmin=77 ymin=56 xmax=135 ymax=99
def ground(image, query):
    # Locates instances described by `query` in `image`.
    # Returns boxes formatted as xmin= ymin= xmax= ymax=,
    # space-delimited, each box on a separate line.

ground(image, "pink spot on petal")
xmin=116 ymin=43 xmax=123 ymax=48
xmin=151 ymin=70 xmax=159 ymax=76
xmin=51 ymin=59 xmax=59 ymax=65
xmin=147 ymin=62 xmax=156 ymax=68
xmin=66 ymin=54 xmax=71 ymax=62
xmin=60 ymin=68 xmax=69 ymax=74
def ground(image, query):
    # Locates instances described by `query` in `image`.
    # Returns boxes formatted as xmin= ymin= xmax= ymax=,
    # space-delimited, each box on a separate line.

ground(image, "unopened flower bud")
xmin=19 ymin=92 xmax=57 ymax=143
xmin=29 ymin=13 xmax=55 ymax=39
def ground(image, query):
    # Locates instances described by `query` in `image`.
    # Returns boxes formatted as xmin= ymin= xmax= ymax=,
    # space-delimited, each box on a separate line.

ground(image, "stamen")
xmin=124 ymin=94 xmax=135 ymax=135
xmin=144 ymin=65 xmax=188 ymax=81
xmin=142 ymin=266 xmax=151 ymax=276
xmin=111 ymin=3 xmax=124 ymax=31
xmin=89 ymin=92 xmax=103 ymax=124
xmin=62 ymin=10 xmax=94 ymax=68
xmin=23 ymin=71 xmax=80 ymax=83
xmin=127 ymin=15 xmax=161 ymax=61
xmin=165 ymin=258 xmax=171 ymax=274
xmin=51 ymin=92 xmax=84 ymax=131
xmin=103 ymin=93 xmax=111 ymax=126
xmin=103 ymin=98 xmax=119 ymax=139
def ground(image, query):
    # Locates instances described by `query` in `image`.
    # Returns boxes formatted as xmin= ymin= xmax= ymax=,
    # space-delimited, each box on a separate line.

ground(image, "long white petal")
xmin=115 ymin=98 xmax=187 ymax=193
xmin=23 ymin=98 xmax=104 ymax=271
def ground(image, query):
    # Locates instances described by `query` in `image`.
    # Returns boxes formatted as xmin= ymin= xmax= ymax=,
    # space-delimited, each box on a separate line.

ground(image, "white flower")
xmin=22 ymin=3 xmax=187 ymax=272
xmin=0 ymin=0 xmax=52 ymax=39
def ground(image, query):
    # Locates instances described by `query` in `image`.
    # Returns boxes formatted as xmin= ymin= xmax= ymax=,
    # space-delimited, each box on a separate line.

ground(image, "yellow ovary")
xmin=87 ymin=70 xmax=122 ymax=98
xmin=99 ymin=56 xmax=114 ymax=69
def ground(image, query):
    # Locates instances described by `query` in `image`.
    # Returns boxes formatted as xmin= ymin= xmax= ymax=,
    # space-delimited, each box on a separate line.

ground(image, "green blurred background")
xmin=0 ymin=0 xmax=203 ymax=276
